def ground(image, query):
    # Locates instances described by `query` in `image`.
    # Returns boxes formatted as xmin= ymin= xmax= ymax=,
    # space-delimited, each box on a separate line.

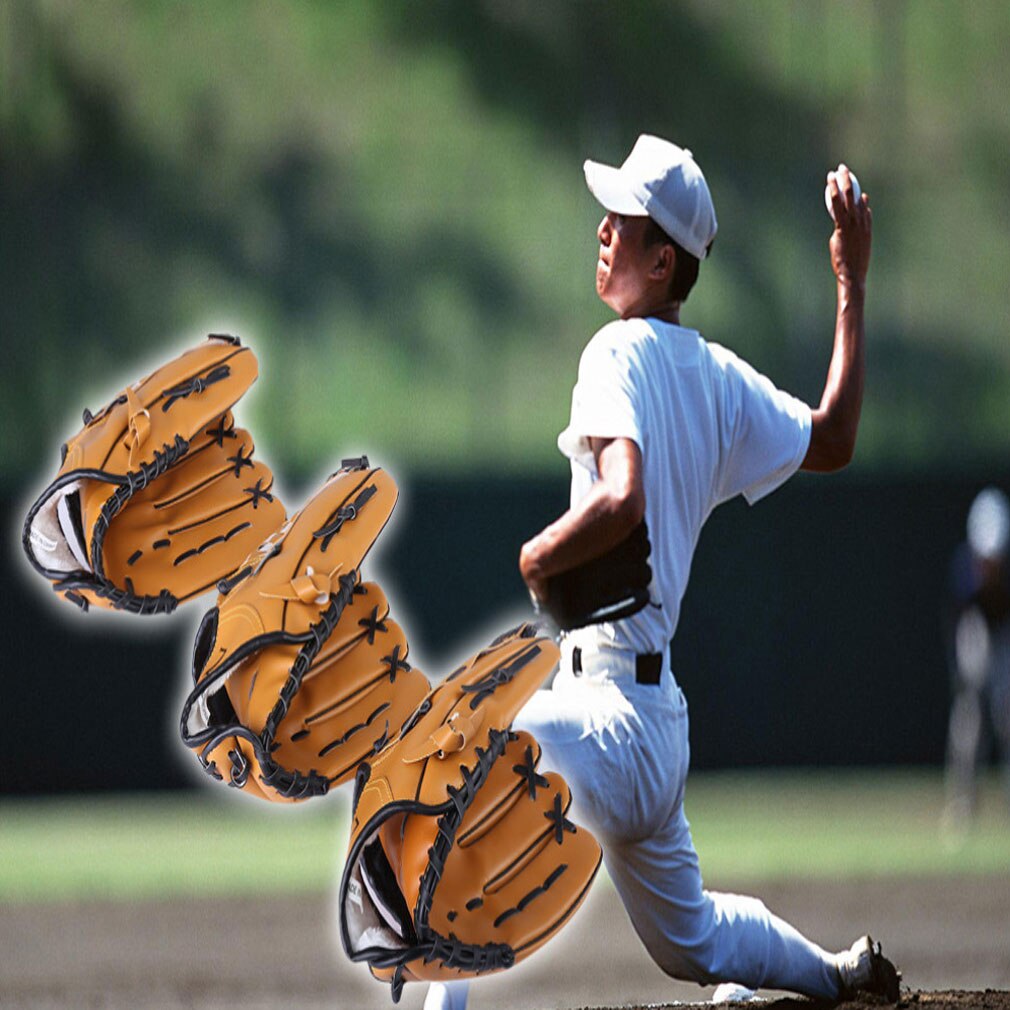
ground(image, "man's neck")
xmin=620 ymin=301 xmax=682 ymax=325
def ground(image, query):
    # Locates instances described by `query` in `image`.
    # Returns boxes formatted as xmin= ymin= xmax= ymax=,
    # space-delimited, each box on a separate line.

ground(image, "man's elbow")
xmin=804 ymin=423 xmax=857 ymax=472
xmin=612 ymin=480 xmax=646 ymax=529
xmin=824 ymin=440 xmax=856 ymax=471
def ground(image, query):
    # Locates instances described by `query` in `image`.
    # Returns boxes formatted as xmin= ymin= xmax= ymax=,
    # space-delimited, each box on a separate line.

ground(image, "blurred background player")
xmin=943 ymin=486 xmax=1010 ymax=833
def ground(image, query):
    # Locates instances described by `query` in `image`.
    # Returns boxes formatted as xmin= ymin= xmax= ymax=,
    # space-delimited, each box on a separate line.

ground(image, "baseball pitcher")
xmin=425 ymin=136 xmax=898 ymax=1010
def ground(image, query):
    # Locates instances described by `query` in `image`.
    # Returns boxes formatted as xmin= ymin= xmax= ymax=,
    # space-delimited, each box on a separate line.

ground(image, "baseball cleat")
xmin=712 ymin=982 xmax=761 ymax=1003
xmin=836 ymin=935 xmax=901 ymax=1002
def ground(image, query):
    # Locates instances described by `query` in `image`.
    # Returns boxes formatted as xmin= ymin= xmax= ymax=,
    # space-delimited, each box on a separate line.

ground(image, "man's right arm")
xmin=519 ymin=436 xmax=644 ymax=604
xmin=802 ymin=165 xmax=873 ymax=473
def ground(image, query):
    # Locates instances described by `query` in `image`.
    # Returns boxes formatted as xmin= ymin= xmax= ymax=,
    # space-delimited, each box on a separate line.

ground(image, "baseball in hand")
xmin=824 ymin=167 xmax=861 ymax=221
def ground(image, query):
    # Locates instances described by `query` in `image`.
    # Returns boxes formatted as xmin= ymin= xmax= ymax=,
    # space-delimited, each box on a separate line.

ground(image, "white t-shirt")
xmin=557 ymin=317 xmax=812 ymax=655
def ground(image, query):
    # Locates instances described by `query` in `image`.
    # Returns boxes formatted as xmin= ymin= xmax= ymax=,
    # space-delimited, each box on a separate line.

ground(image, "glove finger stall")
xmin=22 ymin=335 xmax=284 ymax=614
xmin=181 ymin=460 xmax=427 ymax=802
xmin=340 ymin=624 xmax=602 ymax=1000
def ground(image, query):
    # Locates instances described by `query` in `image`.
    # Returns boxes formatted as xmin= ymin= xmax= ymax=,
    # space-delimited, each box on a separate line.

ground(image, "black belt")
xmin=571 ymin=646 xmax=664 ymax=685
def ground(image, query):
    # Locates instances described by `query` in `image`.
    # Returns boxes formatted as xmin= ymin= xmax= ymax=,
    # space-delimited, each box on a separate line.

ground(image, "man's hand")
xmin=827 ymin=164 xmax=872 ymax=290
xmin=519 ymin=540 xmax=549 ymax=606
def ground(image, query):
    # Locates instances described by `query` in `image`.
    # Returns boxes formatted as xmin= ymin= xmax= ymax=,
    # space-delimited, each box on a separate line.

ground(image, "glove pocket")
xmin=277 ymin=665 xmax=430 ymax=788
xmin=429 ymin=762 xmax=601 ymax=955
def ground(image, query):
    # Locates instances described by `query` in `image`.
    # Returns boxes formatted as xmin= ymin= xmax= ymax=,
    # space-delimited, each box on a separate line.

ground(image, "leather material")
xmin=340 ymin=624 xmax=602 ymax=999
xmin=540 ymin=520 xmax=653 ymax=631
xmin=22 ymin=335 xmax=284 ymax=614
xmin=180 ymin=460 xmax=428 ymax=802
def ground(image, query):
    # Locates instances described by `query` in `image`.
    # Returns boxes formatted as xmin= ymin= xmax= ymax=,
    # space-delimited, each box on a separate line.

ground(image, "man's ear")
xmin=650 ymin=242 xmax=675 ymax=282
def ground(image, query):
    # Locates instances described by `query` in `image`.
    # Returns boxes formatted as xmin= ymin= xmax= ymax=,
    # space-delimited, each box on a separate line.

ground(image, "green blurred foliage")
xmin=2 ymin=0 xmax=1009 ymax=479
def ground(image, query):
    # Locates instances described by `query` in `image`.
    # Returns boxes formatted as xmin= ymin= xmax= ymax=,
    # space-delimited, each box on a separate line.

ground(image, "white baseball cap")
xmin=583 ymin=134 xmax=718 ymax=261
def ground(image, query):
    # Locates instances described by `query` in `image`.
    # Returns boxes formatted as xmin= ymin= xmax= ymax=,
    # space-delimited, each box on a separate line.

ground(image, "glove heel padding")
xmin=340 ymin=625 xmax=603 ymax=1001
xmin=181 ymin=460 xmax=430 ymax=802
xmin=22 ymin=335 xmax=285 ymax=615
xmin=542 ymin=519 xmax=653 ymax=630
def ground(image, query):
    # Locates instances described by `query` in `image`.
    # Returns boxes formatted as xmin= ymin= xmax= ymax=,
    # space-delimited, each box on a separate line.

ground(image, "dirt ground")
xmin=2 ymin=874 xmax=1008 ymax=1010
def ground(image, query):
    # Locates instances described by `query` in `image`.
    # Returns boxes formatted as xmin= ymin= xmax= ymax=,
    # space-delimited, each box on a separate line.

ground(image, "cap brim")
xmin=583 ymin=160 xmax=648 ymax=216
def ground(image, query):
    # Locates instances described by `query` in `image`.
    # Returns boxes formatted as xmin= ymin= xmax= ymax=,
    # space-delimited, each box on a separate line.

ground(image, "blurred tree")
xmin=2 ymin=0 xmax=1009 ymax=482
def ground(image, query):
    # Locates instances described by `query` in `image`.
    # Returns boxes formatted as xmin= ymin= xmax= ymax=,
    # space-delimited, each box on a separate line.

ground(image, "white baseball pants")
xmin=424 ymin=631 xmax=843 ymax=1010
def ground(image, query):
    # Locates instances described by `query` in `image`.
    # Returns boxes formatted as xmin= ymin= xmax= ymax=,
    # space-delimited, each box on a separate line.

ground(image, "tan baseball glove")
xmin=340 ymin=624 xmax=603 ymax=1002
xmin=22 ymin=335 xmax=285 ymax=615
xmin=180 ymin=458 xmax=430 ymax=802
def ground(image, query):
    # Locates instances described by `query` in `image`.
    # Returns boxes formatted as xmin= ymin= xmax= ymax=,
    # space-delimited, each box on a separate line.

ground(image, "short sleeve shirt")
xmin=557 ymin=317 xmax=812 ymax=654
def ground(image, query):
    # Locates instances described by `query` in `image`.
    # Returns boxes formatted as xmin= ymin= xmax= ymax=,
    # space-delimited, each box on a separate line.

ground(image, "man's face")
xmin=594 ymin=212 xmax=660 ymax=317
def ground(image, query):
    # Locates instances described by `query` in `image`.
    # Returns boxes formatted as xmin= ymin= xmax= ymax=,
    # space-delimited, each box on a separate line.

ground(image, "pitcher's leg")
xmin=603 ymin=807 xmax=841 ymax=999
xmin=423 ymin=980 xmax=470 ymax=1010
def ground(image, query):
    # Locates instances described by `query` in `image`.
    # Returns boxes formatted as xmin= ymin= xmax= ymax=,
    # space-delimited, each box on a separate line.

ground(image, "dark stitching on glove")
xmin=319 ymin=702 xmax=390 ymax=756
xmin=73 ymin=435 xmax=191 ymax=614
xmin=205 ymin=415 xmax=237 ymax=447
xmin=370 ymin=724 xmax=391 ymax=755
xmin=251 ymin=571 xmax=359 ymax=800
xmin=513 ymin=745 xmax=550 ymax=800
xmin=462 ymin=643 xmax=541 ymax=709
xmin=127 ymin=550 xmax=143 ymax=566
xmin=243 ymin=478 xmax=274 ymax=509
xmin=544 ymin=792 xmax=577 ymax=844
xmin=413 ymin=728 xmax=511 ymax=948
xmin=358 ymin=604 xmax=388 ymax=644
xmin=383 ymin=644 xmax=411 ymax=682
xmin=492 ymin=864 xmax=569 ymax=928
xmin=351 ymin=762 xmax=371 ymax=813
xmin=217 ymin=564 xmax=252 ymax=595
xmin=161 ymin=364 xmax=231 ymax=411
xmin=174 ymin=522 xmax=252 ymax=566
xmin=313 ymin=484 xmax=378 ymax=551
xmin=465 ymin=897 xmax=483 ymax=911
xmin=399 ymin=697 xmax=431 ymax=737
xmin=228 ymin=747 xmax=250 ymax=788
xmin=226 ymin=445 xmax=255 ymax=476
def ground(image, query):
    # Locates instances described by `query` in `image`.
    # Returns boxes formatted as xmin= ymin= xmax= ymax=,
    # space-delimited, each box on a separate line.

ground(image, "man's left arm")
xmin=519 ymin=437 xmax=644 ymax=602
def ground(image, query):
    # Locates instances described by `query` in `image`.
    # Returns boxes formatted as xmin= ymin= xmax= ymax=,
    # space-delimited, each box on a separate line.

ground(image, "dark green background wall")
xmin=5 ymin=468 xmax=999 ymax=795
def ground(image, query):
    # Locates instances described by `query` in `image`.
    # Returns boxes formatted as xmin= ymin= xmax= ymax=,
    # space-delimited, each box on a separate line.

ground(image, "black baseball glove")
xmin=538 ymin=520 xmax=653 ymax=631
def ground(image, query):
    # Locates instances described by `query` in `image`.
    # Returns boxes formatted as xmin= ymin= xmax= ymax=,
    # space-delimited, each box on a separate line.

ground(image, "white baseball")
xmin=824 ymin=167 xmax=861 ymax=220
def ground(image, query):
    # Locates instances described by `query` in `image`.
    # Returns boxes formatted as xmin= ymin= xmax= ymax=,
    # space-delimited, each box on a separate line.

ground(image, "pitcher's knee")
xmin=638 ymin=892 xmax=772 ymax=987
xmin=634 ymin=909 xmax=724 ymax=985
xmin=648 ymin=937 xmax=721 ymax=986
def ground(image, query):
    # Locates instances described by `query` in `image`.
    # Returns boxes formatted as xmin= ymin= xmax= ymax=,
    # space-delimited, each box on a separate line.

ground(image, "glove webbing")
xmin=353 ymin=727 xmax=517 ymax=1003
xmin=35 ymin=435 xmax=193 ymax=615
xmin=198 ymin=570 xmax=361 ymax=800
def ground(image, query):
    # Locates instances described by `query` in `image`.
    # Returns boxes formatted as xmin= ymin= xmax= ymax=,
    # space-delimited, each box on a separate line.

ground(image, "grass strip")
xmin=0 ymin=792 xmax=348 ymax=903
xmin=685 ymin=768 xmax=1010 ymax=882
xmin=1 ymin=770 xmax=1007 ymax=904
